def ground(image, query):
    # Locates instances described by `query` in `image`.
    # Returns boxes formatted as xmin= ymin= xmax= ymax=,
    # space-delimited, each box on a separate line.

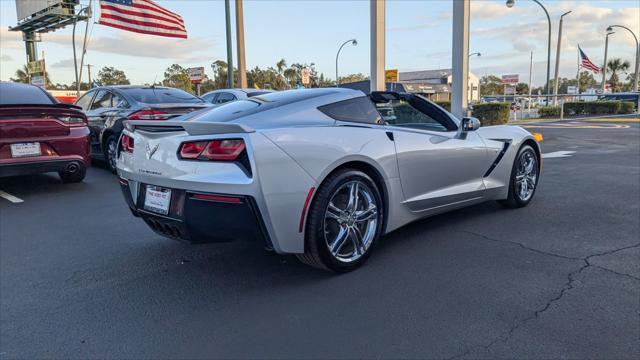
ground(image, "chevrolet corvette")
xmin=116 ymin=88 xmax=541 ymax=272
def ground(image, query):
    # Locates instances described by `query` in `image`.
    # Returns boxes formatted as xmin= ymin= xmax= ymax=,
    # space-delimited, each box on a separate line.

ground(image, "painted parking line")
xmin=522 ymin=123 xmax=630 ymax=129
xmin=0 ymin=190 xmax=24 ymax=204
xmin=542 ymin=151 xmax=575 ymax=159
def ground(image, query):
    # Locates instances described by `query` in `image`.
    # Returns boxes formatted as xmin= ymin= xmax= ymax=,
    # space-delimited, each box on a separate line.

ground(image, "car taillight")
xmin=127 ymin=110 xmax=172 ymax=120
xmin=120 ymin=134 xmax=134 ymax=153
xmin=178 ymin=139 xmax=245 ymax=161
xmin=179 ymin=141 xmax=207 ymax=159
xmin=56 ymin=116 xmax=87 ymax=126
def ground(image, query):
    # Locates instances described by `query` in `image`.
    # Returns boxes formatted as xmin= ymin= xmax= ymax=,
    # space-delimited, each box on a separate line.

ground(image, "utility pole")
xmin=528 ymin=51 xmax=533 ymax=112
xmin=224 ymin=0 xmax=234 ymax=88
xmin=85 ymin=64 xmax=94 ymax=86
xmin=235 ymin=0 xmax=247 ymax=88
xmin=553 ymin=11 xmax=571 ymax=105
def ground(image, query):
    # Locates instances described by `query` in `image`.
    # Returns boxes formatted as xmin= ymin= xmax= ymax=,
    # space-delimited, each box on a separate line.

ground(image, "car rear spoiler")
xmin=124 ymin=120 xmax=254 ymax=135
xmin=0 ymin=103 xmax=82 ymax=110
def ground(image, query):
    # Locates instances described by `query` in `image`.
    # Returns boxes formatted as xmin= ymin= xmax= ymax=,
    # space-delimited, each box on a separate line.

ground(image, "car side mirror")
xmin=461 ymin=117 xmax=481 ymax=132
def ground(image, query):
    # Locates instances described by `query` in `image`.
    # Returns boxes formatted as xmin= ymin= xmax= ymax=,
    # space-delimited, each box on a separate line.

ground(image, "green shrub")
xmin=435 ymin=101 xmax=450 ymax=111
xmin=471 ymin=103 xmax=510 ymax=125
xmin=618 ymin=101 xmax=635 ymax=114
xmin=538 ymin=106 xmax=561 ymax=118
xmin=563 ymin=102 xmax=585 ymax=116
xmin=585 ymin=101 xmax=620 ymax=115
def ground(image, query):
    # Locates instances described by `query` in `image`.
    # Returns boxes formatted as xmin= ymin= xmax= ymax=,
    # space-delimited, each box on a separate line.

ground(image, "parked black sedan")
xmin=74 ymin=86 xmax=209 ymax=172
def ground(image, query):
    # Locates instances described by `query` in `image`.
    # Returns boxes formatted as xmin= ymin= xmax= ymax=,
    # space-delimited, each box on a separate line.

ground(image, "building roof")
xmin=399 ymin=69 xmax=453 ymax=81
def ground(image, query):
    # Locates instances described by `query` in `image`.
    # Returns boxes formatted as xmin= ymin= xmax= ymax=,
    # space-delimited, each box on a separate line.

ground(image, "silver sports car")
xmin=116 ymin=88 xmax=541 ymax=272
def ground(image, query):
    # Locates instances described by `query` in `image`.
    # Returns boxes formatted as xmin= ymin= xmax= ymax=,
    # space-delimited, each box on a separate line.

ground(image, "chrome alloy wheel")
xmin=515 ymin=148 xmax=538 ymax=202
xmin=323 ymin=180 xmax=379 ymax=263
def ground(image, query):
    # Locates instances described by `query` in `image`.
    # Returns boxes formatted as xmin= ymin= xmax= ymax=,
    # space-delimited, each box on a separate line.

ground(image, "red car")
xmin=0 ymin=82 xmax=91 ymax=183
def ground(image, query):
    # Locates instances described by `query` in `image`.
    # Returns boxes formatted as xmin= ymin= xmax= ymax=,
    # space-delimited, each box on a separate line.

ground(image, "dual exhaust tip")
xmin=65 ymin=162 xmax=80 ymax=174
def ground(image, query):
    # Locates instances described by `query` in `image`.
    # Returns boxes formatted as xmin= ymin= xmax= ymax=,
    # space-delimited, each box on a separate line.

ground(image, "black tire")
xmin=498 ymin=144 xmax=540 ymax=208
xmin=58 ymin=164 xmax=86 ymax=183
xmin=103 ymin=135 xmax=118 ymax=173
xmin=297 ymin=169 xmax=384 ymax=272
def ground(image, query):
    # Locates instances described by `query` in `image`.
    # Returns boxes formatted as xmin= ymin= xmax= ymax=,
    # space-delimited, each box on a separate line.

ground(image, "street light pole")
xmin=224 ymin=0 xmax=234 ymax=88
xmin=506 ymin=0 xmax=552 ymax=106
xmin=553 ymin=11 xmax=571 ymax=105
xmin=607 ymin=25 xmax=640 ymax=92
xmin=602 ymin=31 xmax=614 ymax=93
xmin=468 ymin=52 xmax=481 ymax=103
xmin=335 ymin=39 xmax=357 ymax=86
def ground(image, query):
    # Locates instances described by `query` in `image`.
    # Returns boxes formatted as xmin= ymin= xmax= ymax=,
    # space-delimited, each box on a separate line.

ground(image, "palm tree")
xmin=606 ymin=58 xmax=630 ymax=92
xmin=10 ymin=65 xmax=29 ymax=83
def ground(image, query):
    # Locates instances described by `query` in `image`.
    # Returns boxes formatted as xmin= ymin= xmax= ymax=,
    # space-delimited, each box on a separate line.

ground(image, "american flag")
xmin=98 ymin=0 xmax=187 ymax=39
xmin=579 ymin=46 xmax=600 ymax=74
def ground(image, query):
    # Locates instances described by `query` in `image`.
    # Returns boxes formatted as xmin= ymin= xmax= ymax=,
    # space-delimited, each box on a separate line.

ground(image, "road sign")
xmin=27 ymin=60 xmax=45 ymax=74
xmin=501 ymin=74 xmax=519 ymax=85
xmin=504 ymin=86 xmax=516 ymax=95
xmin=385 ymin=69 xmax=398 ymax=82
xmin=31 ymin=75 xmax=45 ymax=87
xmin=567 ymin=85 xmax=577 ymax=94
xmin=187 ymin=67 xmax=205 ymax=84
xmin=301 ymin=68 xmax=311 ymax=85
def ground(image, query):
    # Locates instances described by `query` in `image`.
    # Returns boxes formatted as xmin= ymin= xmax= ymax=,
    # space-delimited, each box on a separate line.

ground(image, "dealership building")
xmin=398 ymin=69 xmax=481 ymax=103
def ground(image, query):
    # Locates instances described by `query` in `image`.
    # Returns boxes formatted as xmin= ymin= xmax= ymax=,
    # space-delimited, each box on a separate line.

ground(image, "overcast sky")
xmin=1 ymin=0 xmax=638 ymax=86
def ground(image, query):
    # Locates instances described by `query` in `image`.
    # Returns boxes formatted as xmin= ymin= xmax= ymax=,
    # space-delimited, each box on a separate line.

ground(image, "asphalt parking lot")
xmin=1 ymin=118 xmax=639 ymax=359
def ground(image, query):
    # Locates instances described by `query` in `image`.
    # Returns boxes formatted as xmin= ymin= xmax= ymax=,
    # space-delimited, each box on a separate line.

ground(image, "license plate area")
xmin=144 ymin=185 xmax=172 ymax=215
xmin=10 ymin=142 xmax=41 ymax=158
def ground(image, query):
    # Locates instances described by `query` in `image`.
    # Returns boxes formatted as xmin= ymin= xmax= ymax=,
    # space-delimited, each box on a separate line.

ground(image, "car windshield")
xmin=123 ymin=88 xmax=203 ymax=104
xmin=0 ymin=83 xmax=56 ymax=105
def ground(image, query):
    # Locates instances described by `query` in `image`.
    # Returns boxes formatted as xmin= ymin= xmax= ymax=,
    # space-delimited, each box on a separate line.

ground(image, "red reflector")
xmin=121 ymin=134 xmax=134 ymax=153
xmin=202 ymin=139 xmax=246 ymax=161
xmin=191 ymin=193 xmax=242 ymax=203
xmin=298 ymin=187 xmax=316 ymax=233
xmin=179 ymin=141 xmax=207 ymax=159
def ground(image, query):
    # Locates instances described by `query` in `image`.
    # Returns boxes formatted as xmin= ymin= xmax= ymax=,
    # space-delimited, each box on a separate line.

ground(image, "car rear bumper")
xmin=0 ymin=156 xmax=88 ymax=177
xmin=119 ymin=179 xmax=272 ymax=247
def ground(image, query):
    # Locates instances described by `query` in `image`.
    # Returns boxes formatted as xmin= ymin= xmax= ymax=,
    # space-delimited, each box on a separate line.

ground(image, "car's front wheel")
xmin=297 ymin=169 xmax=384 ymax=272
xmin=499 ymin=144 xmax=540 ymax=208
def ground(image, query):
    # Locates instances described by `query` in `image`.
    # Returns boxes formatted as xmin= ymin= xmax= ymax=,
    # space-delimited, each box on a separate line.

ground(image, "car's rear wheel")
xmin=104 ymin=135 xmax=117 ymax=173
xmin=499 ymin=144 xmax=539 ymax=208
xmin=58 ymin=163 xmax=86 ymax=183
xmin=297 ymin=169 xmax=384 ymax=272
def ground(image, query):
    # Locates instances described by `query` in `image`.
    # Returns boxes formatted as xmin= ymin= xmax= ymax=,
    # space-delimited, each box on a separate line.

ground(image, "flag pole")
xmin=576 ymin=45 xmax=580 ymax=96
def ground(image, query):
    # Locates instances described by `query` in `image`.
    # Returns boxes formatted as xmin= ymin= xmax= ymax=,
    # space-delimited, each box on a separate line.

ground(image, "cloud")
xmin=1 ymin=54 xmax=13 ymax=62
xmin=39 ymin=30 xmax=217 ymax=62
xmin=0 ymin=28 xmax=24 ymax=49
xmin=50 ymin=59 xmax=76 ymax=68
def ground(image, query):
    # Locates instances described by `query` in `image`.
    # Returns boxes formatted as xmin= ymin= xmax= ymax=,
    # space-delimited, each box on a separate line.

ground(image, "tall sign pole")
xmin=370 ymin=0 xmax=385 ymax=93
xmin=602 ymin=32 xmax=611 ymax=93
xmin=225 ymin=0 xmax=234 ymax=88
xmin=235 ymin=0 xmax=247 ymax=88
xmin=451 ymin=0 xmax=470 ymax=119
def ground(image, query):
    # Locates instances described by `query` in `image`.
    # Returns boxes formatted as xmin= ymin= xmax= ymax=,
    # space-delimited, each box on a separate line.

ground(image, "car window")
xmin=111 ymin=92 xmax=129 ymax=108
xmin=201 ymin=93 xmax=218 ymax=103
xmin=215 ymin=92 xmax=236 ymax=104
xmin=91 ymin=90 xmax=112 ymax=110
xmin=0 ymin=83 xmax=56 ymax=105
xmin=75 ymin=91 xmax=95 ymax=110
xmin=124 ymin=88 xmax=203 ymax=104
xmin=318 ymin=96 xmax=382 ymax=124
xmin=377 ymin=99 xmax=449 ymax=131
